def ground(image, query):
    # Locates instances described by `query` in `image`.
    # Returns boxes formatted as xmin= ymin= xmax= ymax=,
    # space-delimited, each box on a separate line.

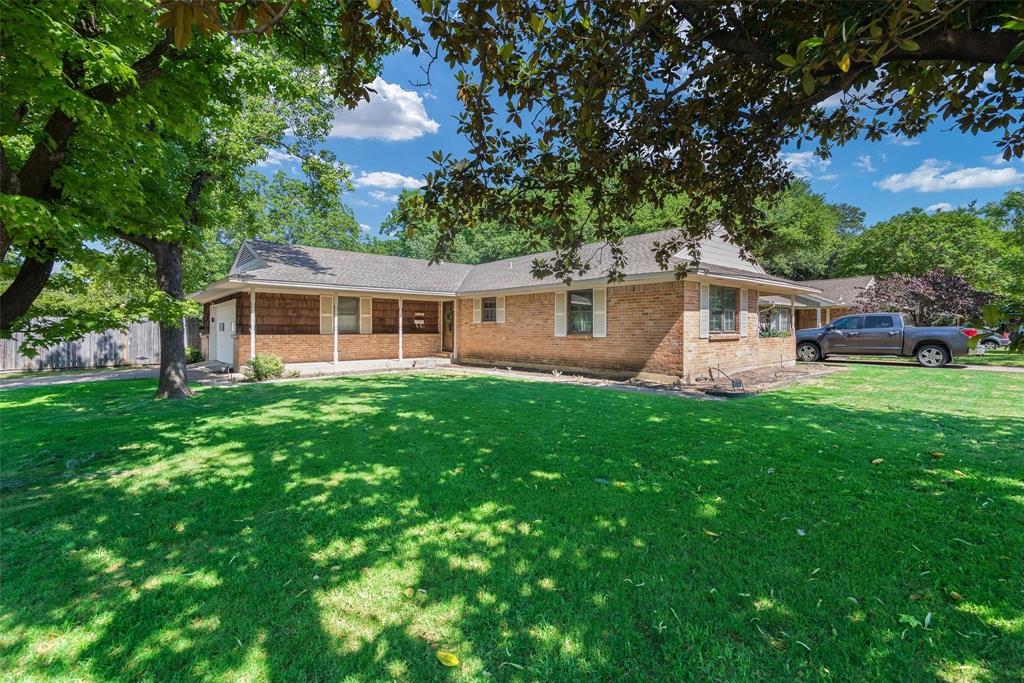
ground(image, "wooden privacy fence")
xmin=1 ymin=319 xmax=200 ymax=372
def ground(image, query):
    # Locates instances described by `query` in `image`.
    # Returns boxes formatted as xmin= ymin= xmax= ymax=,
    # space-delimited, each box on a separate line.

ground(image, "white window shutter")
xmin=359 ymin=297 xmax=372 ymax=334
xmin=496 ymin=296 xmax=506 ymax=323
xmin=320 ymin=295 xmax=334 ymax=335
xmin=554 ymin=292 xmax=567 ymax=337
xmin=699 ymin=283 xmax=710 ymax=339
xmin=739 ymin=288 xmax=748 ymax=337
xmin=473 ymin=298 xmax=482 ymax=323
xmin=592 ymin=288 xmax=607 ymax=338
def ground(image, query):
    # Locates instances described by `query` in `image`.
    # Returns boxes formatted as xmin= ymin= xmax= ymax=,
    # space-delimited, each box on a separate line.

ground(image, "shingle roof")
xmin=235 ymin=240 xmax=473 ymax=294
xmin=798 ymin=275 xmax=875 ymax=306
xmin=224 ymin=230 xmax=811 ymax=296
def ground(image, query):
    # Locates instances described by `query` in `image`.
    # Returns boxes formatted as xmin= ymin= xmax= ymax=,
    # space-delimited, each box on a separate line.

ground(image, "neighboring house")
xmin=760 ymin=275 xmax=876 ymax=331
xmin=191 ymin=230 xmax=820 ymax=383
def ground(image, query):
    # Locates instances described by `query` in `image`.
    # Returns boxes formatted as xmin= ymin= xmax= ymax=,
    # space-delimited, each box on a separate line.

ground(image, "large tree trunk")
xmin=151 ymin=241 xmax=193 ymax=399
xmin=0 ymin=256 xmax=55 ymax=331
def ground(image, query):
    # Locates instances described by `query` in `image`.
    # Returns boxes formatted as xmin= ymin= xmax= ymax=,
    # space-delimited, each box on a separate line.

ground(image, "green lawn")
xmin=829 ymin=349 xmax=1024 ymax=369
xmin=2 ymin=369 xmax=1022 ymax=681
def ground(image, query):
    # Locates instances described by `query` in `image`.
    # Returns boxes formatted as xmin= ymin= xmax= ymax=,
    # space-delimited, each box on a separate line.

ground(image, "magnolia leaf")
xmin=367 ymin=0 xmax=382 ymax=10
xmin=155 ymin=10 xmax=177 ymax=30
xmin=499 ymin=43 xmax=515 ymax=61
xmin=436 ymin=651 xmax=460 ymax=667
xmin=899 ymin=39 xmax=920 ymax=52
xmin=929 ymin=451 xmax=943 ymax=459
xmin=704 ymin=529 xmax=720 ymax=537
xmin=838 ymin=53 xmax=851 ymax=73
xmin=529 ymin=13 xmax=544 ymax=35
xmin=802 ymin=72 xmax=814 ymax=96
xmin=870 ymin=458 xmax=884 ymax=465
xmin=776 ymin=54 xmax=797 ymax=67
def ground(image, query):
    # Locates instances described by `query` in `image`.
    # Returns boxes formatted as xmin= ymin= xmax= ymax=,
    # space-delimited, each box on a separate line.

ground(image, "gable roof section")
xmin=798 ymin=275 xmax=875 ymax=306
xmin=201 ymin=230 xmax=818 ymax=300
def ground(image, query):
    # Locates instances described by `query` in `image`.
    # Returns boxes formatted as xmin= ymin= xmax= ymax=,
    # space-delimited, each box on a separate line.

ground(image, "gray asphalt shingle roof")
xmin=228 ymin=230 xmax=809 ymax=295
xmin=799 ymin=275 xmax=875 ymax=306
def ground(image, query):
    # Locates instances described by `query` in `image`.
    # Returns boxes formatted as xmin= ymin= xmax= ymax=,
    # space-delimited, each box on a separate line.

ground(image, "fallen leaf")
xmin=870 ymin=458 xmax=885 ymax=465
xmin=954 ymin=469 xmax=967 ymax=477
xmin=909 ymin=593 xmax=923 ymax=602
xmin=437 ymin=651 xmax=460 ymax=667
xmin=948 ymin=591 xmax=963 ymax=602
xmin=403 ymin=587 xmax=415 ymax=598
xmin=704 ymin=529 xmax=720 ymax=538
xmin=796 ymin=528 xmax=806 ymax=536
xmin=930 ymin=451 xmax=944 ymax=459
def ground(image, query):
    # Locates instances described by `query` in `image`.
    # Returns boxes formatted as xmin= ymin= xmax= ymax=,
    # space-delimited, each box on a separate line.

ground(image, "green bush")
xmin=243 ymin=354 xmax=285 ymax=381
xmin=185 ymin=346 xmax=203 ymax=364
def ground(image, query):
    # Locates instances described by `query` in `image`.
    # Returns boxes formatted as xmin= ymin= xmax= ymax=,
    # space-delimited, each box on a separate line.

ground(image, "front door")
xmin=442 ymin=301 xmax=454 ymax=352
xmin=213 ymin=301 xmax=236 ymax=364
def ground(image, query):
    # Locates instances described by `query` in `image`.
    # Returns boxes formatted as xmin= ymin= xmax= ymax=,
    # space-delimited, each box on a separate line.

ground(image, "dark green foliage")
xmin=243 ymin=353 xmax=284 ymax=381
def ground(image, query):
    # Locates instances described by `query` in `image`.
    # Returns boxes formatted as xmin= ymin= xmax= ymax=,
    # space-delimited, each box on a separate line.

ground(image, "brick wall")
xmin=456 ymin=282 xmax=686 ymax=376
xmin=681 ymin=282 xmax=795 ymax=382
xmin=796 ymin=308 xmax=818 ymax=330
xmin=233 ymin=333 xmax=441 ymax=366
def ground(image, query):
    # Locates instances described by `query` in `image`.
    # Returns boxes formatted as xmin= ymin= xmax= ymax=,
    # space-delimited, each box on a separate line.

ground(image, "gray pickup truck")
xmin=795 ymin=312 xmax=977 ymax=367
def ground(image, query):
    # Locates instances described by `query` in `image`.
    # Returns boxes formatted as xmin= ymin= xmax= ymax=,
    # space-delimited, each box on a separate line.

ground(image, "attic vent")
xmin=235 ymin=243 xmax=259 ymax=271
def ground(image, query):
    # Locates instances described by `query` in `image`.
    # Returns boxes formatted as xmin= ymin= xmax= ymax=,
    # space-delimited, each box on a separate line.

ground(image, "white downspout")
xmin=249 ymin=289 xmax=256 ymax=360
xmin=398 ymin=298 xmax=404 ymax=361
xmin=332 ymin=295 xmax=338 ymax=367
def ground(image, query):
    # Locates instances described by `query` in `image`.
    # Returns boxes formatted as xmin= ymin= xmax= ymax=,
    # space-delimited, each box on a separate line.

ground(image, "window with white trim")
xmin=337 ymin=296 xmax=359 ymax=333
xmin=568 ymin=290 xmax=593 ymax=334
xmin=481 ymin=297 xmax=497 ymax=322
xmin=709 ymin=285 xmax=738 ymax=333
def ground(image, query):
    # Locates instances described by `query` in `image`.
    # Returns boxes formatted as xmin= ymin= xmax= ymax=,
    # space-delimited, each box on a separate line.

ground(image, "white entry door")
xmin=212 ymin=301 xmax=236 ymax=364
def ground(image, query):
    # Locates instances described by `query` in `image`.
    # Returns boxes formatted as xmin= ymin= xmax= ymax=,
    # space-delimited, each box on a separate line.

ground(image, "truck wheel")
xmin=797 ymin=342 xmax=821 ymax=362
xmin=916 ymin=344 xmax=949 ymax=368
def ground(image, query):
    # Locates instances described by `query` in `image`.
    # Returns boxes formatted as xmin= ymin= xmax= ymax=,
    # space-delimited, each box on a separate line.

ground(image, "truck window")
xmin=831 ymin=316 xmax=862 ymax=330
xmin=863 ymin=315 xmax=896 ymax=329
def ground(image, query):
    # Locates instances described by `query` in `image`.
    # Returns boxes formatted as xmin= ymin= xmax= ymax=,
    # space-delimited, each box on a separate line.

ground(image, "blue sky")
xmin=259 ymin=49 xmax=1024 ymax=237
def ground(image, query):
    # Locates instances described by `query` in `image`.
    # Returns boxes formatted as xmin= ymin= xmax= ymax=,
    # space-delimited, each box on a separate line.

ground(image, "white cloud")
xmin=257 ymin=149 xmax=298 ymax=168
xmin=369 ymin=190 xmax=400 ymax=203
xmin=359 ymin=223 xmax=372 ymax=232
xmin=983 ymin=152 xmax=1011 ymax=165
xmin=926 ymin=202 xmax=954 ymax=213
xmin=330 ymin=77 xmax=439 ymax=141
xmin=352 ymin=171 xmax=425 ymax=190
xmin=781 ymin=152 xmax=833 ymax=180
xmin=854 ymin=154 xmax=875 ymax=173
xmin=886 ymin=134 xmax=921 ymax=147
xmin=876 ymin=158 xmax=1024 ymax=193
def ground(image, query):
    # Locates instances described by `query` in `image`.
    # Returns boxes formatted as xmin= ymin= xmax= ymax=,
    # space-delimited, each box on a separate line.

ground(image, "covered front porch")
xmin=193 ymin=283 xmax=459 ymax=371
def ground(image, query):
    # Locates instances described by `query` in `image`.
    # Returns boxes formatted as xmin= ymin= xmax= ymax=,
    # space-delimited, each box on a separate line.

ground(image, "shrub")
xmin=185 ymin=346 xmax=203 ymax=364
xmin=243 ymin=354 xmax=284 ymax=381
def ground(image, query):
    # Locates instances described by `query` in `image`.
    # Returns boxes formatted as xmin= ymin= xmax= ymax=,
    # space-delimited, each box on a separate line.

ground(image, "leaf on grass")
xmin=909 ymin=593 xmax=923 ymax=602
xmin=704 ymin=529 xmax=720 ymax=538
xmin=437 ymin=651 xmax=460 ymax=667
xmin=930 ymin=451 xmax=944 ymax=459
xmin=899 ymin=614 xmax=922 ymax=628
xmin=870 ymin=458 xmax=884 ymax=465
xmin=948 ymin=591 xmax=963 ymax=602
xmin=403 ymin=587 xmax=415 ymax=598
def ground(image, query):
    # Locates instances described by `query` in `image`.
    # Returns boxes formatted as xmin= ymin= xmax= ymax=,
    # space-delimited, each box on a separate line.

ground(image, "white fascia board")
xmin=228 ymin=277 xmax=458 ymax=299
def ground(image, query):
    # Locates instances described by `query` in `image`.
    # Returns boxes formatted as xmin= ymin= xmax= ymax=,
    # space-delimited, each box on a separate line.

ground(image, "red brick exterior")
xmin=456 ymin=282 xmax=687 ymax=376
xmin=206 ymin=282 xmax=796 ymax=380
xmin=233 ymin=332 xmax=441 ymax=366
xmin=456 ymin=280 xmax=796 ymax=382
xmin=680 ymin=282 xmax=795 ymax=382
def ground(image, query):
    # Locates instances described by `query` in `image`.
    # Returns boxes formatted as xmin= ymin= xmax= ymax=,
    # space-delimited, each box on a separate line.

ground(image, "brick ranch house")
xmin=190 ymin=230 xmax=822 ymax=383
xmin=759 ymin=275 xmax=876 ymax=331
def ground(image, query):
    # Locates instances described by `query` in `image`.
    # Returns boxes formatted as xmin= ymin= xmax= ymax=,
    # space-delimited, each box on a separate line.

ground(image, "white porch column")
xmin=453 ymin=299 xmax=458 ymax=360
xmin=398 ymin=298 xmax=404 ymax=361
xmin=332 ymin=296 xmax=338 ymax=366
xmin=249 ymin=289 xmax=256 ymax=360
xmin=815 ymin=308 xmax=821 ymax=327
xmin=789 ymin=294 xmax=796 ymax=334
